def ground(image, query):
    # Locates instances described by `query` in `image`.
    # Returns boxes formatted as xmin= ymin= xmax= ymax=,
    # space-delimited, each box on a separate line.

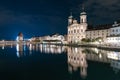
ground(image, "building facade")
xmin=106 ymin=21 xmax=120 ymax=46
xmin=67 ymin=9 xmax=120 ymax=44
xmin=16 ymin=32 xmax=24 ymax=42
xmin=30 ymin=34 xmax=66 ymax=43
xmin=67 ymin=10 xmax=111 ymax=43
xmin=86 ymin=24 xmax=111 ymax=41
xmin=67 ymin=11 xmax=87 ymax=43
xmin=67 ymin=47 xmax=88 ymax=78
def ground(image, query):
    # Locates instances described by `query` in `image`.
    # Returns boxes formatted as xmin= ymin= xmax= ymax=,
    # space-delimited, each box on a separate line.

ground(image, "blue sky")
xmin=0 ymin=0 xmax=120 ymax=40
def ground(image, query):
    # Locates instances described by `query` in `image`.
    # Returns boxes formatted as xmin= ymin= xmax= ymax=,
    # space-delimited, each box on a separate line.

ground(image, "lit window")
xmin=68 ymin=31 xmax=70 ymax=34
xmin=74 ymin=30 xmax=76 ymax=33
xmin=74 ymin=57 xmax=76 ymax=60
xmin=77 ymin=30 xmax=79 ymax=33
xmin=113 ymin=29 xmax=114 ymax=32
xmin=81 ymin=29 xmax=83 ymax=32
xmin=116 ymin=29 xmax=118 ymax=32
xmin=71 ymin=31 xmax=73 ymax=34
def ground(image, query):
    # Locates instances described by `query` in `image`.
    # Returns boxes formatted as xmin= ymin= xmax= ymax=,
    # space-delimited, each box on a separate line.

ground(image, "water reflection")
xmin=16 ymin=43 xmax=24 ymax=57
xmin=84 ymin=48 xmax=111 ymax=63
xmin=29 ymin=44 xmax=32 ymax=54
xmin=16 ymin=44 xmax=67 ymax=57
xmin=111 ymin=60 xmax=120 ymax=74
xmin=83 ymin=48 xmax=120 ymax=73
xmin=107 ymin=51 xmax=120 ymax=60
xmin=67 ymin=47 xmax=88 ymax=79
xmin=67 ymin=47 xmax=120 ymax=78
xmin=2 ymin=44 xmax=5 ymax=50
xmin=15 ymin=43 xmax=120 ymax=76
xmin=41 ymin=44 xmax=66 ymax=53
xmin=29 ymin=44 xmax=67 ymax=54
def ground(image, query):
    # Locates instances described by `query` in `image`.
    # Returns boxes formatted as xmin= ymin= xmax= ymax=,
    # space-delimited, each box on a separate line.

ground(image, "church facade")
xmin=67 ymin=11 xmax=87 ymax=43
xmin=67 ymin=9 xmax=120 ymax=44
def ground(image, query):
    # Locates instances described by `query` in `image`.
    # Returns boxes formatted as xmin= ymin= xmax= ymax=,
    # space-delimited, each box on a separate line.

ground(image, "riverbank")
xmin=32 ymin=42 xmax=120 ymax=51
xmin=50 ymin=43 xmax=120 ymax=51
xmin=0 ymin=41 xmax=120 ymax=51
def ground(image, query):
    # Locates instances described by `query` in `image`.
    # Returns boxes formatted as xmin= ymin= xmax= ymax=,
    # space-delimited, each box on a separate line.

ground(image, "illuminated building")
xmin=67 ymin=10 xmax=87 ymax=43
xmin=16 ymin=32 xmax=24 ymax=42
xmin=86 ymin=24 xmax=111 ymax=41
xmin=30 ymin=34 xmax=65 ymax=43
xmin=106 ymin=21 xmax=120 ymax=46
xmin=107 ymin=51 xmax=120 ymax=60
xmin=67 ymin=7 xmax=120 ymax=44
xmin=67 ymin=6 xmax=113 ymax=43
xmin=111 ymin=60 xmax=120 ymax=73
xmin=110 ymin=21 xmax=120 ymax=35
xmin=16 ymin=43 xmax=24 ymax=57
xmin=67 ymin=47 xmax=88 ymax=78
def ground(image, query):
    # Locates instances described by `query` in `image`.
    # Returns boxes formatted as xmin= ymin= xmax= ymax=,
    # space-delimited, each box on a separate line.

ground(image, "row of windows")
xmin=108 ymin=38 xmax=120 ymax=40
xmin=87 ymin=30 xmax=109 ymax=34
xmin=69 ymin=56 xmax=79 ymax=60
xmin=86 ymin=33 xmax=109 ymax=36
xmin=86 ymin=36 xmax=104 ymax=39
xmin=68 ymin=29 xmax=84 ymax=34
xmin=112 ymin=62 xmax=120 ymax=67
xmin=69 ymin=56 xmax=84 ymax=61
xmin=112 ymin=29 xmax=120 ymax=33
xmin=68 ymin=36 xmax=84 ymax=39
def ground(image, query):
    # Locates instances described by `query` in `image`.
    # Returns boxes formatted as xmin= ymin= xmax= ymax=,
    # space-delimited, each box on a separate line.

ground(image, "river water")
xmin=0 ymin=44 xmax=120 ymax=80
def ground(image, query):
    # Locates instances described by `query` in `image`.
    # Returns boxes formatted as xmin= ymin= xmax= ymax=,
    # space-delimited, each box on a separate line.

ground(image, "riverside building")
xmin=30 ymin=34 xmax=66 ymax=44
xmin=106 ymin=21 xmax=120 ymax=46
xmin=16 ymin=32 xmax=24 ymax=42
xmin=67 ymin=8 xmax=120 ymax=44
xmin=86 ymin=24 xmax=111 ymax=42
xmin=67 ymin=9 xmax=87 ymax=43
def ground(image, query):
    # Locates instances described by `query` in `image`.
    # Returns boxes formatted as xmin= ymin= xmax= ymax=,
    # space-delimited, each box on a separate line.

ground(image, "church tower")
xmin=80 ymin=5 xmax=87 ymax=30
xmin=80 ymin=12 xmax=87 ymax=23
xmin=80 ymin=5 xmax=87 ymax=23
xmin=67 ymin=4 xmax=88 ymax=44
xmin=68 ymin=13 xmax=73 ymax=25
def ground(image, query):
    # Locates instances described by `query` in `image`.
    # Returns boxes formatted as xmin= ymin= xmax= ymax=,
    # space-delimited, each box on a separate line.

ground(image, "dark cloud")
xmin=84 ymin=0 xmax=120 ymax=24
xmin=0 ymin=0 xmax=119 ymax=39
xmin=0 ymin=7 xmax=67 ymax=39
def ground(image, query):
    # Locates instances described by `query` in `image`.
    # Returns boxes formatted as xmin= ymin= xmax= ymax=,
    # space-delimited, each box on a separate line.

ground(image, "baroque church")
xmin=67 ymin=8 xmax=87 ymax=43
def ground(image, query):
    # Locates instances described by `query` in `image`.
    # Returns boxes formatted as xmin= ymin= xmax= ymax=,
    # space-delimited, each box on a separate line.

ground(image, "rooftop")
xmin=87 ymin=24 xmax=112 ymax=31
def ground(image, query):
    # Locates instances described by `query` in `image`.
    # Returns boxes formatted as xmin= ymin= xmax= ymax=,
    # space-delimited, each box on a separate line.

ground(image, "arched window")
xmin=81 ymin=18 xmax=83 ymax=23
xmin=74 ymin=29 xmax=76 ymax=33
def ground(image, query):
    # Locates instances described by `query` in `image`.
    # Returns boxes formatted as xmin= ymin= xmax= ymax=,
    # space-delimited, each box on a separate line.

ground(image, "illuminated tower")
xmin=68 ymin=13 xmax=73 ymax=25
xmin=80 ymin=11 xmax=87 ymax=23
xmin=16 ymin=32 xmax=24 ymax=42
xmin=67 ymin=4 xmax=88 ymax=43
xmin=80 ymin=5 xmax=87 ymax=30
xmin=80 ymin=5 xmax=87 ymax=23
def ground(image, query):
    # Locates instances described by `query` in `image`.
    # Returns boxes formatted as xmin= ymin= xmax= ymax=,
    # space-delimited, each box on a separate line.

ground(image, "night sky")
xmin=0 ymin=0 xmax=120 ymax=40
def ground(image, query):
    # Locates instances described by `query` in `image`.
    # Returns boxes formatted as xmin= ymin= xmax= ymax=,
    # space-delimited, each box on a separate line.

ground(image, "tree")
xmin=81 ymin=38 xmax=91 ymax=42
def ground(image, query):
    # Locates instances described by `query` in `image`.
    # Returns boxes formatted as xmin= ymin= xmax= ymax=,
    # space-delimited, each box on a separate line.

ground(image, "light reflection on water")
xmin=67 ymin=47 xmax=88 ymax=79
xmin=15 ymin=44 xmax=120 ymax=73
xmin=1 ymin=44 xmax=120 ymax=79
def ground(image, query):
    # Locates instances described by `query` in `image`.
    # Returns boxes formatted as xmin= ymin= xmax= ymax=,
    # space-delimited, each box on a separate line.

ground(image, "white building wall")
xmin=110 ymin=26 xmax=120 ymax=36
xmin=86 ymin=29 xmax=110 ymax=41
xmin=68 ymin=22 xmax=87 ymax=43
xmin=106 ymin=22 xmax=120 ymax=45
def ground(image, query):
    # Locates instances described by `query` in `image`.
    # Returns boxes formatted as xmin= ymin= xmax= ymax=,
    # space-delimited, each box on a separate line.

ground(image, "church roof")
xmin=86 ymin=24 xmax=112 ymax=31
xmin=69 ymin=15 xmax=73 ymax=19
xmin=81 ymin=12 xmax=86 ymax=15
xmin=18 ymin=32 xmax=23 ymax=37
